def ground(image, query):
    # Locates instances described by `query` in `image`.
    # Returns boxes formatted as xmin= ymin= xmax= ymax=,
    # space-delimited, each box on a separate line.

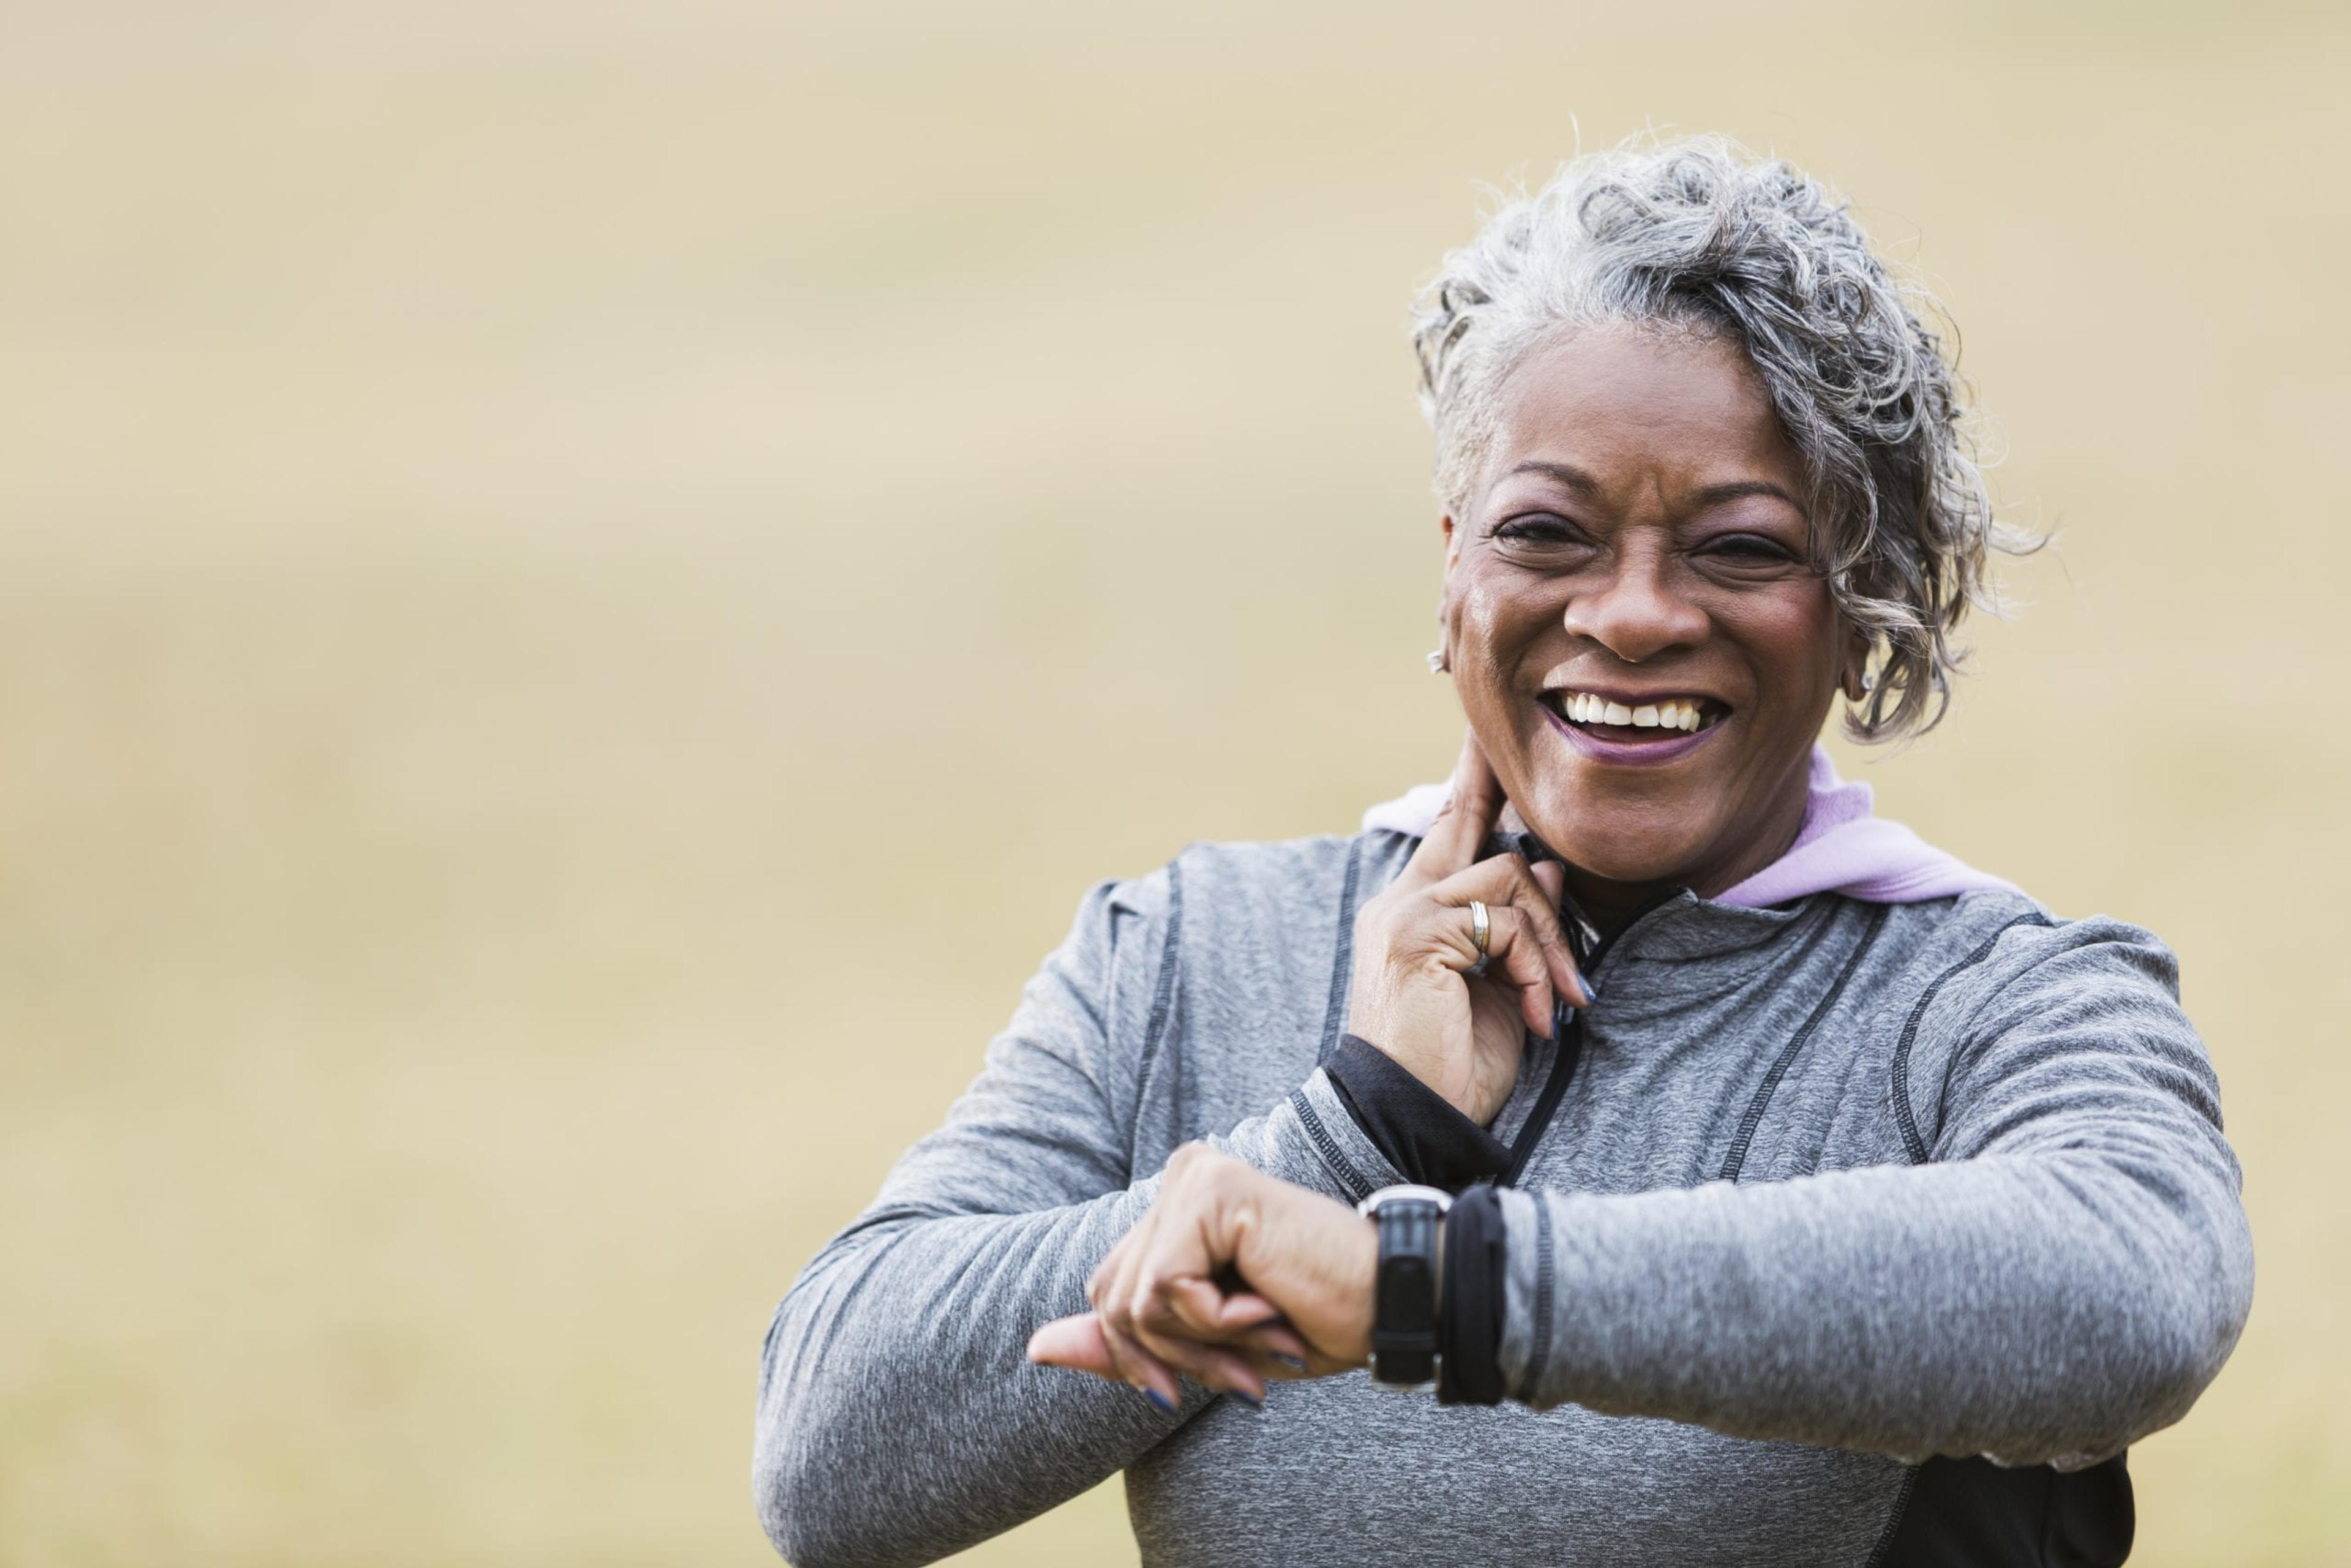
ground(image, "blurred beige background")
xmin=4 ymin=1 xmax=2347 ymax=1563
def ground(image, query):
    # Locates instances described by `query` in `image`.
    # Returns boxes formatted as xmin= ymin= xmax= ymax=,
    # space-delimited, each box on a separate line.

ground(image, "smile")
xmin=1537 ymin=687 xmax=1730 ymax=766
xmin=1540 ymin=689 xmax=1727 ymax=734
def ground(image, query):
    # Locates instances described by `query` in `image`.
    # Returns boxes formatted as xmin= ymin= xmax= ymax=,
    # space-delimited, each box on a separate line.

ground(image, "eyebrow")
xmin=1502 ymin=460 xmax=1804 ymax=513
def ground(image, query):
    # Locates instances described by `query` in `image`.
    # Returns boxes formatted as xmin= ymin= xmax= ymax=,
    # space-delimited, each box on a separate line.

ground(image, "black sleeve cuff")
xmin=1325 ymin=1034 xmax=1512 ymax=1193
xmin=1436 ymin=1182 xmax=1507 ymax=1406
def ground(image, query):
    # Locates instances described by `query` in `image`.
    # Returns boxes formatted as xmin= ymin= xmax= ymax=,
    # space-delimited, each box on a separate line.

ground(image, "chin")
xmin=1513 ymin=781 xmax=1719 ymax=887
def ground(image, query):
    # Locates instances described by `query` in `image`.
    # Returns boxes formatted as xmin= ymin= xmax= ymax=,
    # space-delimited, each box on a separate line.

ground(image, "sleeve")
xmin=751 ymin=865 xmax=1404 ymax=1568
xmin=1490 ymin=917 xmax=2255 ymax=1468
xmin=1325 ymin=1033 xmax=1513 ymax=1190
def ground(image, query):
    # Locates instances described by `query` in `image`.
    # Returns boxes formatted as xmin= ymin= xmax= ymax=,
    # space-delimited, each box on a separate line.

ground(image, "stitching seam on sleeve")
xmin=1719 ymin=901 xmax=1891 ymax=1182
xmin=1526 ymin=1199 xmax=1555 ymax=1397
xmin=1316 ymin=836 xmax=1367 ymax=1066
xmin=1288 ymin=1087 xmax=1374 ymax=1203
xmin=1132 ymin=855 xmax=1187 ymax=1097
xmin=1891 ymin=911 xmax=2055 ymax=1163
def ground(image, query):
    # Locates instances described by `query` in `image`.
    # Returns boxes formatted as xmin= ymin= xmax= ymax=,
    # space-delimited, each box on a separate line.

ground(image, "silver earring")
xmin=1861 ymin=669 xmax=1878 ymax=692
xmin=1427 ymin=648 xmax=1449 ymax=675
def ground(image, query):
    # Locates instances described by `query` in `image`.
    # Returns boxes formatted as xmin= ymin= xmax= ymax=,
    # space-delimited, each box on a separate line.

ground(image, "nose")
xmin=1559 ymin=538 xmax=1708 ymax=664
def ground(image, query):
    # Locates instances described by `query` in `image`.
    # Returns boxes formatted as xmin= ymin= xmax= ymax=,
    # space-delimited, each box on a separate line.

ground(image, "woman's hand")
xmin=1347 ymin=729 xmax=1591 ymax=1125
xmin=1026 ymin=1144 xmax=1376 ymax=1409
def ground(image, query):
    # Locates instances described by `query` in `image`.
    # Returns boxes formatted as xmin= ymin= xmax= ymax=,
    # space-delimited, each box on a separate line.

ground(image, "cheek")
xmin=1452 ymin=568 xmax=1553 ymax=653
xmin=1736 ymin=587 xmax=1842 ymax=715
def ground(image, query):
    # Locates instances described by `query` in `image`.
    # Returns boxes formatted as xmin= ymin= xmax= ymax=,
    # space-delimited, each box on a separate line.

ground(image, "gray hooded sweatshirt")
xmin=752 ymin=767 xmax=2252 ymax=1567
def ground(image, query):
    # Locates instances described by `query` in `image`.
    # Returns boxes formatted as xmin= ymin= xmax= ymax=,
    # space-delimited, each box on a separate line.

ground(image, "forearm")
xmin=756 ymin=1190 xmax=1166 ymax=1568
xmin=1495 ymin=1149 xmax=2253 ymax=1466
xmin=754 ymin=1073 xmax=1395 ymax=1567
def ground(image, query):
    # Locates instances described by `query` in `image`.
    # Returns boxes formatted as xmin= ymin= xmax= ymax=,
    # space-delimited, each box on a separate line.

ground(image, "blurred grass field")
xmin=3 ymin=2 xmax=2347 ymax=1563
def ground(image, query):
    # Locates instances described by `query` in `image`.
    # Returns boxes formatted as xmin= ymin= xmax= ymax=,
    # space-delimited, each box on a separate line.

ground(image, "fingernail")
xmin=1581 ymin=975 xmax=1600 ymax=1003
xmin=1228 ymin=1387 xmax=1264 ymax=1410
xmin=1142 ymin=1387 xmax=1177 ymax=1415
xmin=1270 ymin=1353 xmax=1308 ymax=1372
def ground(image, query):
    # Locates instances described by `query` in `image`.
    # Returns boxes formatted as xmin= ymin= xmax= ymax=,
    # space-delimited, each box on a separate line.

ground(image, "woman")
xmin=753 ymin=138 xmax=2252 ymax=1567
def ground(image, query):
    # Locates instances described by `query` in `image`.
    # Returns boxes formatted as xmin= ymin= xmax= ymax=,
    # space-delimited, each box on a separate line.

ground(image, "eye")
xmin=1488 ymin=512 xmax=1595 ymax=561
xmin=1700 ymin=533 xmax=1802 ymax=568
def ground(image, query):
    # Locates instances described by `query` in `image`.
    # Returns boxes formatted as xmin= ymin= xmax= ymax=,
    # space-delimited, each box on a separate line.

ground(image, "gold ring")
xmin=1468 ymin=899 xmax=1491 ymax=963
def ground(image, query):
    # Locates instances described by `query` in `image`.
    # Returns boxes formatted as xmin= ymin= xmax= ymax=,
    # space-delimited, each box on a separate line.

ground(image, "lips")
xmin=1540 ymin=688 xmax=1729 ymax=737
xmin=1531 ymin=684 xmax=1732 ymax=768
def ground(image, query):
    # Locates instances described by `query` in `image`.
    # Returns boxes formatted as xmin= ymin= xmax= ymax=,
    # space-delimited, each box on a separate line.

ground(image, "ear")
xmin=1435 ymin=514 xmax=1463 ymax=651
xmin=1838 ymin=624 xmax=1873 ymax=703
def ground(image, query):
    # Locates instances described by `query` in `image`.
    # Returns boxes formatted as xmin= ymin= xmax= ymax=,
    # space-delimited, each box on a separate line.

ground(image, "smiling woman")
xmin=1445 ymin=324 xmax=1853 ymax=915
xmin=754 ymin=137 xmax=2251 ymax=1568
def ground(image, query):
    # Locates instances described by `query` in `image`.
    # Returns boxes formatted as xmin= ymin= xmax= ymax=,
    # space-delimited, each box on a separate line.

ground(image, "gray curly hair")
xmin=1412 ymin=135 xmax=2028 ymax=742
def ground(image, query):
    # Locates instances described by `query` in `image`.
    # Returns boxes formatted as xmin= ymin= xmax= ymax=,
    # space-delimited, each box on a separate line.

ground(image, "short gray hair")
xmin=1411 ymin=135 xmax=2028 ymax=742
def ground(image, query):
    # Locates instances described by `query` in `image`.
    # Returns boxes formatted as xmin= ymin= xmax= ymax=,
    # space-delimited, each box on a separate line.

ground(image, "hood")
xmin=1357 ymin=744 xmax=2017 ymax=908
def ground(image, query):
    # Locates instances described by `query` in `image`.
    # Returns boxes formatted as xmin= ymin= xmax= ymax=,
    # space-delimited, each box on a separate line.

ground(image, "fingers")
xmin=1099 ymin=1318 xmax=1186 ymax=1412
xmin=1433 ymin=853 xmax=1593 ymax=1010
xmin=1067 ymin=1145 xmax=1376 ymax=1409
xmin=1082 ymin=1150 xmax=1266 ymax=1408
xmin=1164 ymin=1276 xmax=1279 ymax=1337
xmin=1389 ymin=733 xmax=1590 ymax=1010
xmin=1127 ymin=1313 xmax=1268 ymax=1406
xmin=1120 ymin=1158 xmax=1277 ymax=1404
xmin=1478 ymin=904 xmax=1568 ymax=1036
xmin=1027 ymin=1311 xmax=1187 ymax=1412
xmin=1026 ymin=1311 xmax=1114 ymax=1376
xmin=1400 ymin=727 xmax=1505 ymax=888
xmin=1086 ymin=1207 xmax=1188 ymax=1411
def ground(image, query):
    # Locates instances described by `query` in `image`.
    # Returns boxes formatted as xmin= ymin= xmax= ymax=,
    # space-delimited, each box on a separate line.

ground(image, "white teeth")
xmin=1556 ymin=692 xmax=1717 ymax=732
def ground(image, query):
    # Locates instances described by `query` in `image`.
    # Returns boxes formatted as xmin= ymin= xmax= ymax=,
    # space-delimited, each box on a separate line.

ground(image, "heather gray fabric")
xmin=752 ymin=829 xmax=2252 ymax=1568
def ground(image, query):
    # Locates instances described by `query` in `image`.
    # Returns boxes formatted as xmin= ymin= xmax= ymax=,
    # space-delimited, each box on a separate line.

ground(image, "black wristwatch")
xmin=1355 ymin=1184 xmax=1452 ymax=1392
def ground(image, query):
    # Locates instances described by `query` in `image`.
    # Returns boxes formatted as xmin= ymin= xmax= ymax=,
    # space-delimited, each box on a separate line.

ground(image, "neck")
xmin=1554 ymin=864 xmax=1687 ymax=939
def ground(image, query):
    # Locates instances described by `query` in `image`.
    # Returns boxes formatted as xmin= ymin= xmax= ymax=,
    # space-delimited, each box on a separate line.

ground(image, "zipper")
xmin=1501 ymin=882 xmax=1685 ymax=1185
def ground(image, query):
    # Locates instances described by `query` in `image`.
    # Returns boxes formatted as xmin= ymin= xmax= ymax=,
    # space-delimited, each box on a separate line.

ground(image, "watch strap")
xmin=1356 ymin=1184 xmax=1452 ymax=1391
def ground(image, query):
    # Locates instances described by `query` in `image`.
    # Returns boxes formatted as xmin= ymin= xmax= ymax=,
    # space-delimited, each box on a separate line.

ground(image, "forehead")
xmin=1480 ymin=322 xmax=1804 ymax=501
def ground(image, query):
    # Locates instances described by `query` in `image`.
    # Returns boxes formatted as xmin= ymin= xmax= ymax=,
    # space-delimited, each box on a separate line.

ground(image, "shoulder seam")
xmin=1720 ymin=900 xmax=1891 ymax=1182
xmin=1132 ymin=853 xmax=1188 ymax=1102
xmin=1314 ymin=835 xmax=1368 ymax=1067
xmin=1890 ymin=910 xmax=2057 ymax=1163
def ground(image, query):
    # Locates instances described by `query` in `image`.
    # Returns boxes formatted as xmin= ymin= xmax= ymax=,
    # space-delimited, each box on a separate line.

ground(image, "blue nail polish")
xmin=1581 ymin=974 xmax=1601 ymax=1003
xmin=1229 ymin=1388 xmax=1264 ymax=1409
xmin=1143 ymin=1387 xmax=1177 ymax=1415
xmin=1270 ymin=1353 xmax=1308 ymax=1372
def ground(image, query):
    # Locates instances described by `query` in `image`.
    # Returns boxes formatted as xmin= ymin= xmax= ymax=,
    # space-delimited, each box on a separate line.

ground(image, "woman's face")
xmin=1440 ymin=321 xmax=1853 ymax=897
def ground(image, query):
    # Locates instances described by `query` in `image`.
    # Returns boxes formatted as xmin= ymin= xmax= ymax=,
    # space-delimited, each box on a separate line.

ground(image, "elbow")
xmin=754 ymin=1351 xmax=934 ymax=1568
xmin=1979 ymin=1185 xmax=2254 ymax=1469
xmin=755 ymin=1415 xmax=879 ymax=1568
xmin=2129 ymin=1212 xmax=2255 ymax=1438
xmin=751 ymin=1403 xmax=813 ymax=1565
xmin=2054 ymin=1197 xmax=2256 ymax=1464
xmin=752 ymin=1319 xmax=876 ymax=1568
